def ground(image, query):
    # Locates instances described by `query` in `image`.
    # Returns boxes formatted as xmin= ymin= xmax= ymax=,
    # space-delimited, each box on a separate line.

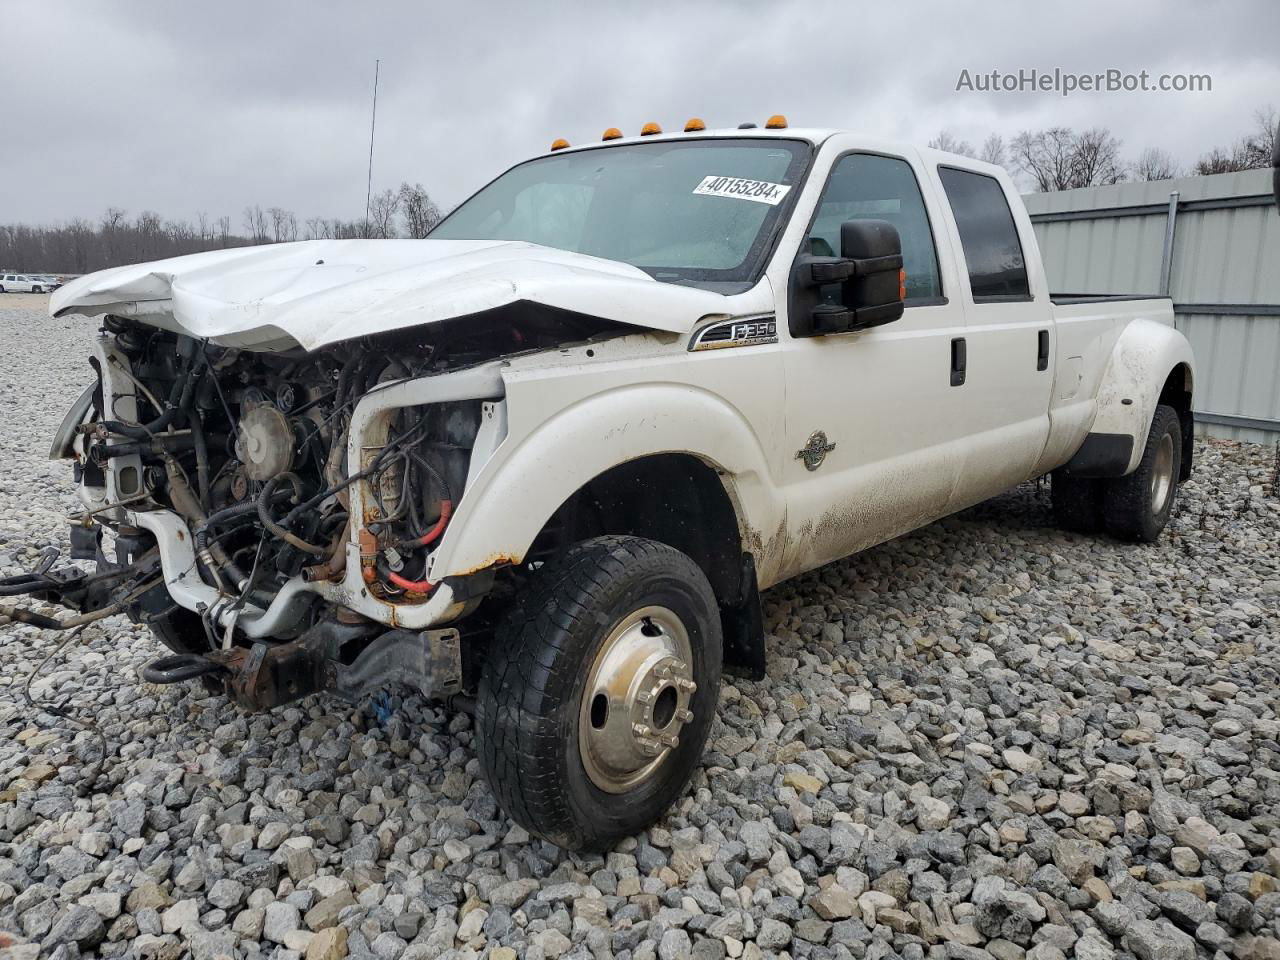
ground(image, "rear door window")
xmin=937 ymin=166 xmax=1031 ymax=301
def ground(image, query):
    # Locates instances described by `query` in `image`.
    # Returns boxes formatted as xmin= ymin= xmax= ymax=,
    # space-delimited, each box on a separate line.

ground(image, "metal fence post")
xmin=1158 ymin=191 xmax=1180 ymax=298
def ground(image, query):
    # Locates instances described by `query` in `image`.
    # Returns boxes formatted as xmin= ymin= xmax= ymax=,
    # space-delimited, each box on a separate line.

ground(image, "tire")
xmin=32 ymin=286 xmax=43 ymax=294
xmin=1102 ymin=404 xmax=1182 ymax=542
xmin=476 ymin=535 xmax=722 ymax=851
xmin=1051 ymin=470 xmax=1105 ymax=533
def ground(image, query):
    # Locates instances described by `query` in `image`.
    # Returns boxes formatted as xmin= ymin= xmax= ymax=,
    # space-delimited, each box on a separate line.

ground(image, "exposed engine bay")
xmin=6 ymin=305 xmax=622 ymax=710
xmin=86 ymin=318 xmax=474 ymax=610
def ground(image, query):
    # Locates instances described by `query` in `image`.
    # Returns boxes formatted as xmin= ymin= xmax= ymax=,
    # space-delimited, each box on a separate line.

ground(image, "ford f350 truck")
xmin=8 ymin=117 xmax=1225 ymax=850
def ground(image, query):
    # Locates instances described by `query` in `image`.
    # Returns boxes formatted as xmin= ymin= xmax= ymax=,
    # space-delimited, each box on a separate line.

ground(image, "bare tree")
xmin=928 ymin=131 xmax=975 ymax=158
xmin=1012 ymin=127 xmax=1126 ymax=191
xmin=243 ymin=205 xmax=269 ymax=244
xmin=367 ymin=188 xmax=401 ymax=239
xmin=135 ymin=211 xmax=163 ymax=260
xmin=332 ymin=219 xmax=366 ymax=239
xmin=1072 ymin=128 xmax=1126 ymax=187
xmin=1011 ymin=128 xmax=1078 ymax=191
xmin=0 ymin=178 xmax=445 ymax=272
xmin=65 ymin=218 xmax=93 ymax=273
xmin=1249 ymin=105 xmax=1277 ymax=166
xmin=268 ymin=207 xmax=298 ymax=243
xmin=1132 ymin=147 xmax=1181 ymax=182
xmin=1194 ymin=105 xmax=1278 ymax=175
xmin=101 ymin=207 xmax=126 ymax=262
xmin=398 ymin=182 xmax=443 ymax=238
xmin=979 ymin=133 xmax=1006 ymax=168
xmin=1193 ymin=146 xmax=1252 ymax=176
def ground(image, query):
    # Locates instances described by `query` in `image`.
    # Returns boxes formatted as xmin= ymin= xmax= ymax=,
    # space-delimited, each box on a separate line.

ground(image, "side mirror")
xmin=789 ymin=219 xmax=905 ymax=337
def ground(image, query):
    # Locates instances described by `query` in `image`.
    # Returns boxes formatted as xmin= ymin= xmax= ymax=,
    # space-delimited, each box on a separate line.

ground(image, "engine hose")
xmin=165 ymin=457 xmax=248 ymax=588
xmin=195 ymin=489 xmax=293 ymax=544
xmin=188 ymin=411 xmax=211 ymax=509
xmin=98 ymin=420 xmax=155 ymax=440
xmin=200 ymin=498 xmax=260 ymax=532
xmin=335 ymin=353 xmax=359 ymax=408
xmin=258 ymin=473 xmax=329 ymax=557
xmin=0 ymin=578 xmax=60 ymax=597
xmin=99 ymin=340 xmax=206 ymax=439
xmin=193 ymin=502 xmax=257 ymax=556
xmin=93 ymin=436 xmax=189 ymax=460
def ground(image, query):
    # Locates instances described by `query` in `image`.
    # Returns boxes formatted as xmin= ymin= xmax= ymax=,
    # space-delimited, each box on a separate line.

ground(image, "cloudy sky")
xmin=3 ymin=0 xmax=1276 ymax=226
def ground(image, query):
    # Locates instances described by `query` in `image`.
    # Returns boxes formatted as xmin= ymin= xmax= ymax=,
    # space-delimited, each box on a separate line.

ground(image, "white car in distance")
xmin=0 ymin=273 xmax=53 ymax=293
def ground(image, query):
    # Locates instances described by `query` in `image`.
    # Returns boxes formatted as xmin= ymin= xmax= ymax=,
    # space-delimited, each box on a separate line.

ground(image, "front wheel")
xmin=32 ymin=286 xmax=43 ymax=294
xmin=1102 ymin=404 xmax=1182 ymax=542
xmin=476 ymin=536 xmax=722 ymax=851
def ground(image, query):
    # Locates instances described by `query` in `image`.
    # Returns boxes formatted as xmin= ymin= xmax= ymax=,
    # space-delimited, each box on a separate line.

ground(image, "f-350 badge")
xmin=796 ymin=431 xmax=836 ymax=471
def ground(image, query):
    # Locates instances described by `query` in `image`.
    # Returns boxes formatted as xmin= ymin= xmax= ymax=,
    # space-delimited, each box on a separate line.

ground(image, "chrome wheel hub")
xmin=1150 ymin=432 xmax=1175 ymax=517
xmin=578 ymin=606 xmax=697 ymax=794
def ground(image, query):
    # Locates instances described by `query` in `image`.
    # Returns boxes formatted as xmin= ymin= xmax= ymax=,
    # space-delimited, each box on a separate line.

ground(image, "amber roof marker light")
xmin=550 ymin=138 xmax=570 ymax=151
xmin=765 ymin=114 xmax=788 ymax=129
xmin=640 ymin=122 xmax=662 ymax=136
xmin=602 ymin=127 xmax=623 ymax=141
xmin=684 ymin=118 xmax=706 ymax=132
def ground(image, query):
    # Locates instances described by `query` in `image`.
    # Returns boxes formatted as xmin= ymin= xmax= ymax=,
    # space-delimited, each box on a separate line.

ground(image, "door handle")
xmin=1037 ymin=329 xmax=1050 ymax=371
xmin=950 ymin=337 xmax=966 ymax=387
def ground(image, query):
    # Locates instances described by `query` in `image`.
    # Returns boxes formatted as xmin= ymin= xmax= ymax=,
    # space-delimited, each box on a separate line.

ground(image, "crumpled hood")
xmin=50 ymin=238 xmax=752 ymax=351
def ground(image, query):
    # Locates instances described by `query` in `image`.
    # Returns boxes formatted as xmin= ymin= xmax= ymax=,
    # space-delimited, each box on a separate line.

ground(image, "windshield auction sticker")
xmin=693 ymin=176 xmax=792 ymax=205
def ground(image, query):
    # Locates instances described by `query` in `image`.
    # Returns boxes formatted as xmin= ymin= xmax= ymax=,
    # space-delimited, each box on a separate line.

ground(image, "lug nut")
xmin=675 ymin=708 xmax=694 ymax=724
xmin=659 ymin=733 xmax=680 ymax=749
xmin=632 ymin=722 xmax=652 ymax=737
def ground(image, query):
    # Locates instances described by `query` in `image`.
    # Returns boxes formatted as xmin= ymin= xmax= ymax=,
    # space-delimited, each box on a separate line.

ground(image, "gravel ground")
xmin=1 ymin=299 xmax=1279 ymax=960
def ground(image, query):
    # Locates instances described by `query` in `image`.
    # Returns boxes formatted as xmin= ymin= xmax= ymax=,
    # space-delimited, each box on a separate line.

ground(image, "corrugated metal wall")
xmin=1024 ymin=169 xmax=1279 ymax=443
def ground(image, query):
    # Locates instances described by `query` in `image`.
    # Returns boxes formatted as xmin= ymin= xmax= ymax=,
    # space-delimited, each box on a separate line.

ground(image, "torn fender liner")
xmin=50 ymin=238 xmax=746 ymax=351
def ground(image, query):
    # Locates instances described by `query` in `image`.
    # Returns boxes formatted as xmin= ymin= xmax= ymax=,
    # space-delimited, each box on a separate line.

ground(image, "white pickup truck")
xmin=14 ymin=119 xmax=1210 ymax=850
xmin=0 ymin=273 xmax=53 ymax=293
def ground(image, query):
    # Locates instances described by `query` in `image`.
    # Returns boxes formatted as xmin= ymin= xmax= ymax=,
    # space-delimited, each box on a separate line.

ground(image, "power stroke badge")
xmin=689 ymin=317 xmax=778 ymax=351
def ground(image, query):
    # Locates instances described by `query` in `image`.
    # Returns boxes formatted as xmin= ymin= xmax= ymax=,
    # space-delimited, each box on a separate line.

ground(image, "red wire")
xmin=387 ymin=570 xmax=435 ymax=593
xmin=412 ymin=500 xmax=452 ymax=546
xmin=385 ymin=500 xmax=453 ymax=593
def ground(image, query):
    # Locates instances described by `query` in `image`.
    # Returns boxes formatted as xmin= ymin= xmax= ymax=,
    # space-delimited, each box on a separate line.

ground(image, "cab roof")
xmin=541 ymin=126 xmax=994 ymax=175
xmin=546 ymin=126 xmax=844 ymax=154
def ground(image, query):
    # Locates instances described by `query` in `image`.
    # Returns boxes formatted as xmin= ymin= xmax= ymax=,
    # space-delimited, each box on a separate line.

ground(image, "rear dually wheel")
xmin=1102 ymin=404 xmax=1182 ymax=542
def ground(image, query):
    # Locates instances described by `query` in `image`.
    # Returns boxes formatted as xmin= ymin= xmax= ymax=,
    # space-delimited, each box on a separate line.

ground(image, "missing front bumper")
xmin=140 ymin=620 xmax=462 ymax=711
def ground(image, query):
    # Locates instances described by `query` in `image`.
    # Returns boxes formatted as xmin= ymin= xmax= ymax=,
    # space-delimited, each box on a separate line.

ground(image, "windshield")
xmin=430 ymin=138 xmax=810 ymax=285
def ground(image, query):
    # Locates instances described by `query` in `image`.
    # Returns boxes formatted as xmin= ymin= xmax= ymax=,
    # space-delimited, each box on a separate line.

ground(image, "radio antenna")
xmin=364 ymin=59 xmax=381 ymax=237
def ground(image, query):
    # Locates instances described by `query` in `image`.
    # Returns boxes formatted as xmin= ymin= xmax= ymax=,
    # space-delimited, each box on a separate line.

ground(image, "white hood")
xmin=50 ymin=239 xmax=757 ymax=351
